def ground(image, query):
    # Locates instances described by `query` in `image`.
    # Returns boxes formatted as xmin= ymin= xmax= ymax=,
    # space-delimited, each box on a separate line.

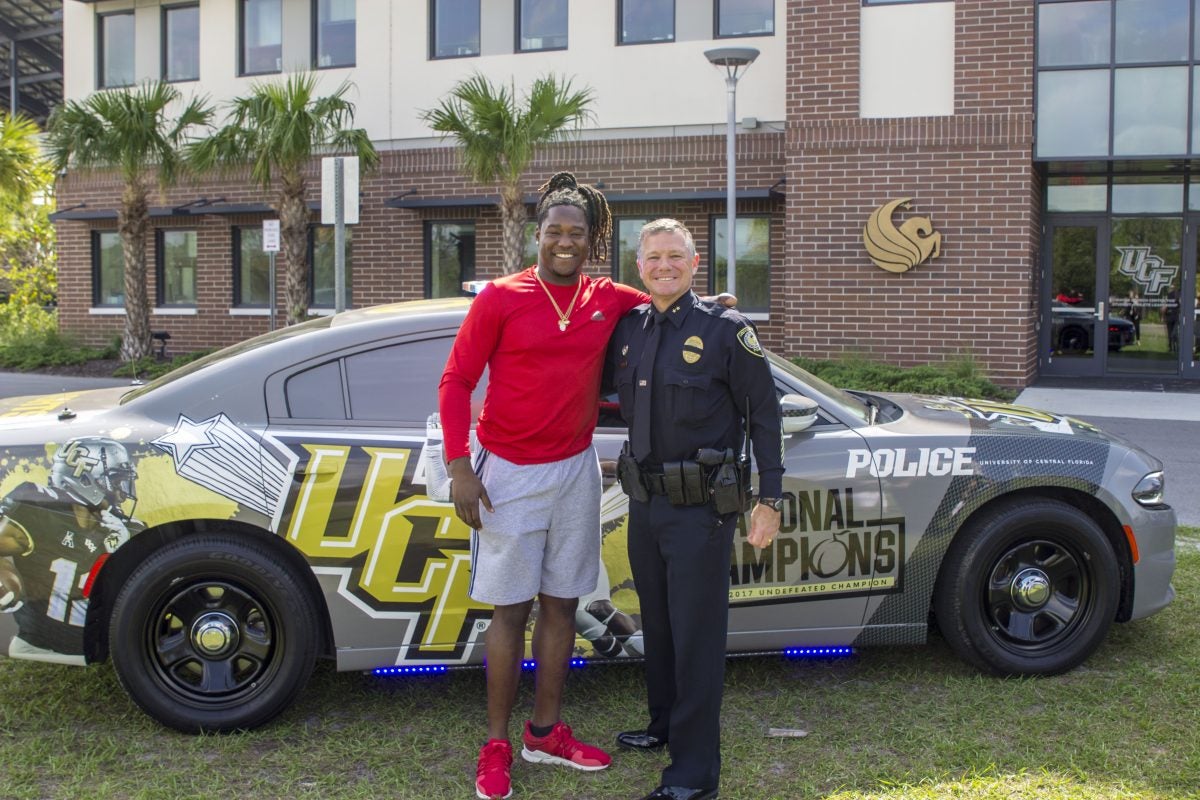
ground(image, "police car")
xmin=0 ymin=299 xmax=1176 ymax=733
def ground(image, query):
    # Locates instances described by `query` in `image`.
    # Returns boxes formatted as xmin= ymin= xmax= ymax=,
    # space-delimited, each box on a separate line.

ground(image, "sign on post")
xmin=262 ymin=219 xmax=281 ymax=252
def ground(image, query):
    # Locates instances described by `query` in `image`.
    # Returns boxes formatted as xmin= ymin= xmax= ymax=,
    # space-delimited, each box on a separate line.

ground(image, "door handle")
xmin=1095 ymin=301 xmax=1105 ymax=321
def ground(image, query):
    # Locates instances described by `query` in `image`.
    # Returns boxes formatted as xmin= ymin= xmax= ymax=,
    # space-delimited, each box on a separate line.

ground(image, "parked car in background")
xmin=1051 ymin=301 xmax=1136 ymax=352
xmin=0 ymin=298 xmax=1176 ymax=733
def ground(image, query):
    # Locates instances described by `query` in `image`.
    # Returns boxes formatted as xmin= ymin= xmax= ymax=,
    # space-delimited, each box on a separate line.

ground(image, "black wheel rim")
xmin=145 ymin=580 xmax=279 ymax=706
xmin=984 ymin=538 xmax=1093 ymax=653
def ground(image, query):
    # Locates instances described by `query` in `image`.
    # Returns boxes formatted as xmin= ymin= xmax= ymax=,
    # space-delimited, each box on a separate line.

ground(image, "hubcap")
xmin=1010 ymin=568 xmax=1051 ymax=610
xmin=191 ymin=612 xmax=239 ymax=657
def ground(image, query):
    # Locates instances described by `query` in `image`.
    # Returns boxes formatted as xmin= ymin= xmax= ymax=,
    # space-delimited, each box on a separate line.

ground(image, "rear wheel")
xmin=109 ymin=533 xmax=319 ymax=733
xmin=934 ymin=498 xmax=1119 ymax=676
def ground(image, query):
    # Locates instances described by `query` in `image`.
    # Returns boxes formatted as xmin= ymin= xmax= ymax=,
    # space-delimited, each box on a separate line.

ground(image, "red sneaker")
xmin=475 ymin=739 xmax=513 ymax=799
xmin=520 ymin=721 xmax=612 ymax=771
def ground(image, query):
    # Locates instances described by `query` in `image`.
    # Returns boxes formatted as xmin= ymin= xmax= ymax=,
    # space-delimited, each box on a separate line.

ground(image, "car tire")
xmin=1059 ymin=327 xmax=1088 ymax=353
xmin=933 ymin=498 xmax=1119 ymax=676
xmin=109 ymin=532 xmax=320 ymax=733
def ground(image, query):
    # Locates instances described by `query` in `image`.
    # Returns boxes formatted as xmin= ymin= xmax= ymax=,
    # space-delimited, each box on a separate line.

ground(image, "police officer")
xmin=606 ymin=219 xmax=783 ymax=800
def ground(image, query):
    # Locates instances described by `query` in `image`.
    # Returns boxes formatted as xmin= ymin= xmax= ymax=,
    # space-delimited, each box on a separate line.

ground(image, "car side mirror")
xmin=780 ymin=393 xmax=819 ymax=434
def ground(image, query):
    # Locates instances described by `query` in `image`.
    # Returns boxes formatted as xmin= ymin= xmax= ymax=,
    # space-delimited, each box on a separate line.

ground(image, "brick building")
xmin=54 ymin=1 xmax=1200 ymax=386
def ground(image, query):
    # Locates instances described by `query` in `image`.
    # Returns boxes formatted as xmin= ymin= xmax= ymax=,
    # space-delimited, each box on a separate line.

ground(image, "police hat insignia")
xmin=737 ymin=326 xmax=764 ymax=357
xmin=682 ymin=335 xmax=704 ymax=364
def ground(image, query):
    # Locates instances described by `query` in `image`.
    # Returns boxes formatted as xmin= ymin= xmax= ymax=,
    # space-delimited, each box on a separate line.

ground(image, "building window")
xmin=1037 ymin=1 xmax=1109 ymax=67
xmin=716 ymin=0 xmax=773 ymax=38
xmin=310 ymin=226 xmax=353 ymax=308
xmin=710 ymin=216 xmax=770 ymax=315
xmin=1114 ymin=66 xmax=1187 ymax=155
xmin=241 ymin=0 xmax=282 ymax=75
xmin=233 ymin=227 xmax=272 ymax=307
xmin=619 ymin=0 xmax=673 ymax=45
xmin=523 ymin=220 xmax=539 ymax=268
xmin=613 ymin=217 xmax=650 ymax=292
xmin=314 ymin=0 xmax=356 ymax=68
xmin=98 ymin=12 xmax=135 ymax=89
xmin=1036 ymin=69 xmax=1110 ymax=158
xmin=92 ymin=231 xmax=124 ymax=306
xmin=518 ymin=0 xmax=567 ymax=52
xmin=1115 ymin=0 xmax=1188 ymax=64
xmin=426 ymin=221 xmax=475 ymax=298
xmin=430 ymin=0 xmax=480 ymax=59
xmin=162 ymin=4 xmax=200 ymax=82
xmin=156 ymin=230 xmax=198 ymax=307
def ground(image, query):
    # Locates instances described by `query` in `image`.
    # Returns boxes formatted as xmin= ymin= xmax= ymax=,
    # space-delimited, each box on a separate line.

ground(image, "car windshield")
xmin=767 ymin=351 xmax=872 ymax=424
xmin=120 ymin=316 xmax=335 ymax=403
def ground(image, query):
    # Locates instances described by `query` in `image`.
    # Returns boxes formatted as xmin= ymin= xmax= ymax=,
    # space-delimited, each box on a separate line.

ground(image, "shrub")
xmin=792 ymin=355 xmax=1016 ymax=402
xmin=0 ymin=306 xmax=115 ymax=370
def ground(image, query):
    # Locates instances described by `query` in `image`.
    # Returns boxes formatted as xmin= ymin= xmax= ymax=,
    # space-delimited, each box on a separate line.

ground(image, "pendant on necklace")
xmin=558 ymin=319 xmax=569 ymax=332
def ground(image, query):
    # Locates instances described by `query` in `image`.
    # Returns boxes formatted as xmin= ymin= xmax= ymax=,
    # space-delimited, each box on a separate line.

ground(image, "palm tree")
xmin=189 ymin=73 xmax=378 ymax=325
xmin=0 ymin=112 xmax=49 ymax=208
xmin=421 ymin=73 xmax=594 ymax=274
xmin=46 ymin=83 xmax=211 ymax=361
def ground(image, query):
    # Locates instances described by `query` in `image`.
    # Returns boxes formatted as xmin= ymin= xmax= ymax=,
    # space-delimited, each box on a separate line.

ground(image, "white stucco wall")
xmin=62 ymin=0 xmax=786 ymax=144
xmin=860 ymin=1 xmax=955 ymax=119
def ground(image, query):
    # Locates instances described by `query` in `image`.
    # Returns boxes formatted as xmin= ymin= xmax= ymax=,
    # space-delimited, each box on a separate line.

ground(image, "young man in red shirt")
xmin=439 ymin=173 xmax=648 ymax=799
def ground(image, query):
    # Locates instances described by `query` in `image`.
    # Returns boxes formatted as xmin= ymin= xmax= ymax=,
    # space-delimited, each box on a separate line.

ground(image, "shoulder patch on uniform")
xmin=736 ymin=325 xmax=764 ymax=357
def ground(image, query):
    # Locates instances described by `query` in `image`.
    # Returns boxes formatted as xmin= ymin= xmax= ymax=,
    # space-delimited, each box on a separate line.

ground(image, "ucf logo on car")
xmin=278 ymin=438 xmax=490 ymax=659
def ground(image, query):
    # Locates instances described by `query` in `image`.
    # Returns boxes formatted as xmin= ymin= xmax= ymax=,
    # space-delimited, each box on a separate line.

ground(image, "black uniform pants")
xmin=628 ymin=494 xmax=738 ymax=791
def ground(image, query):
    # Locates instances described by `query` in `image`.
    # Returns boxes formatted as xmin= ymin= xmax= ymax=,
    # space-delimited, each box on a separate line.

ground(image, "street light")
xmin=704 ymin=46 xmax=759 ymax=297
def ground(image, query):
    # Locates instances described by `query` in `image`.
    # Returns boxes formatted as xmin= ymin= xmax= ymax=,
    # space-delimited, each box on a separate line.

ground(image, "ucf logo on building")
xmin=863 ymin=197 xmax=942 ymax=273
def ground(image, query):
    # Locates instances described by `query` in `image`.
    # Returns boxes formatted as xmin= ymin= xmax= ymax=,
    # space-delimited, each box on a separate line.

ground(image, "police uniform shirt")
xmin=1 ymin=483 xmax=139 ymax=654
xmin=607 ymin=291 xmax=784 ymax=499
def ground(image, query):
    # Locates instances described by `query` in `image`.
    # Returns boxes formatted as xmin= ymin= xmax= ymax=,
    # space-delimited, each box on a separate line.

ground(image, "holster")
xmin=617 ymin=441 xmax=650 ymax=503
xmin=710 ymin=458 xmax=752 ymax=515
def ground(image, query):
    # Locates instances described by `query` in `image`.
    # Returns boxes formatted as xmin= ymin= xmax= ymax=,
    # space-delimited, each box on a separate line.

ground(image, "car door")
xmin=264 ymin=331 xmax=491 ymax=672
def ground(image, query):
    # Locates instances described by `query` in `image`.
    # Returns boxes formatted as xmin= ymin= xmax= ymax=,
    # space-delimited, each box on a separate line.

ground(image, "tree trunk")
xmin=279 ymin=174 xmax=310 ymax=325
xmin=499 ymin=184 xmax=527 ymax=275
xmin=118 ymin=181 xmax=152 ymax=362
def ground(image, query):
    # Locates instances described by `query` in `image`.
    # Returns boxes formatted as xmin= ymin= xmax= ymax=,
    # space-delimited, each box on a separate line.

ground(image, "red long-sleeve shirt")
xmin=439 ymin=267 xmax=647 ymax=465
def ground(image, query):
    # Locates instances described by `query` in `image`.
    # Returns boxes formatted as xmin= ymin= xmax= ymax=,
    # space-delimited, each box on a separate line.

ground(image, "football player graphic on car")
xmin=0 ymin=437 xmax=144 ymax=664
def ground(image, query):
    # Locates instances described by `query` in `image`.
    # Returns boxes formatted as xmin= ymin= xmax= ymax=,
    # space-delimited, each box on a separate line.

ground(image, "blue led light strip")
xmin=371 ymin=665 xmax=449 ymax=676
xmin=782 ymin=647 xmax=854 ymax=658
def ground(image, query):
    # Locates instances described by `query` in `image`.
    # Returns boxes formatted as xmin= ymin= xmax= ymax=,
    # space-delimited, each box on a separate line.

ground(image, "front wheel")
xmin=933 ymin=498 xmax=1119 ymax=676
xmin=109 ymin=533 xmax=320 ymax=733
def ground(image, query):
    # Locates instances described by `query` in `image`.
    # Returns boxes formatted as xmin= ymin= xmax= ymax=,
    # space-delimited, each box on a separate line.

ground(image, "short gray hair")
xmin=637 ymin=218 xmax=696 ymax=261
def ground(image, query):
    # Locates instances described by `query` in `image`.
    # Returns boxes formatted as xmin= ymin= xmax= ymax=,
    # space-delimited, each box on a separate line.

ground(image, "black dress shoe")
xmin=638 ymin=787 xmax=718 ymax=800
xmin=616 ymin=729 xmax=668 ymax=750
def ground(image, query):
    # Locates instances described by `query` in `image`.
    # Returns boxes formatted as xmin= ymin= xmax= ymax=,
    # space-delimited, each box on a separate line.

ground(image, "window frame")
xmin=617 ymin=0 xmax=675 ymax=46
xmin=308 ymin=224 xmax=353 ymax=309
xmin=714 ymin=0 xmax=775 ymax=40
xmin=611 ymin=216 xmax=652 ymax=291
xmin=239 ymin=0 xmax=283 ymax=77
xmin=160 ymin=3 xmax=200 ymax=83
xmin=154 ymin=229 xmax=199 ymax=308
xmin=707 ymin=214 xmax=772 ymax=317
xmin=232 ymin=226 xmax=273 ymax=308
xmin=312 ymin=0 xmax=357 ymax=69
xmin=424 ymin=219 xmax=477 ymax=299
xmin=515 ymin=0 xmax=569 ymax=53
xmin=97 ymin=10 xmax=136 ymax=90
xmin=91 ymin=230 xmax=125 ymax=308
xmin=429 ymin=0 xmax=481 ymax=60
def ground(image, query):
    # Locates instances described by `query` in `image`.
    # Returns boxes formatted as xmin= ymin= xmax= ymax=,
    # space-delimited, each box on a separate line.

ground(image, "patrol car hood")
xmin=886 ymin=394 xmax=1119 ymax=442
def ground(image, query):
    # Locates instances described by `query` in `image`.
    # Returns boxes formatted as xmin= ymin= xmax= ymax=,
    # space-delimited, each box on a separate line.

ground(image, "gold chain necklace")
xmin=535 ymin=272 xmax=584 ymax=332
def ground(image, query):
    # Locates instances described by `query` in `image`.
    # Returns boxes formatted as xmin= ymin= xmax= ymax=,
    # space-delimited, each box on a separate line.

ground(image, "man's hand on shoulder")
xmin=448 ymin=457 xmax=493 ymax=530
xmin=700 ymin=292 xmax=737 ymax=308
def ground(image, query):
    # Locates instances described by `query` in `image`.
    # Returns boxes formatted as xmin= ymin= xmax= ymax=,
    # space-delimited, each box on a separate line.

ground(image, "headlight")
xmin=1132 ymin=471 xmax=1165 ymax=507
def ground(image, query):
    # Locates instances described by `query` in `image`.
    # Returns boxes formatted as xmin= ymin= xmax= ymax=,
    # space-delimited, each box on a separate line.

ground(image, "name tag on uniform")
xmin=638 ymin=380 xmax=648 ymax=386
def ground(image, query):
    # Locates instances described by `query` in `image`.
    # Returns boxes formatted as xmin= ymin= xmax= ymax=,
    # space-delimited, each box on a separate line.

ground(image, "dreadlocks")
xmin=535 ymin=172 xmax=612 ymax=264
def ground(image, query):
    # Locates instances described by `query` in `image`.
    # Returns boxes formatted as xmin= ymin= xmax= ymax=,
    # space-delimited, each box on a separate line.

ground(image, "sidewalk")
xmin=1014 ymin=387 xmax=1200 ymax=421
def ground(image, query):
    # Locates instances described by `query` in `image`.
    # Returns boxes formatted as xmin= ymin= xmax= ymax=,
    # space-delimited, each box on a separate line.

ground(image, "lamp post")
xmin=704 ymin=46 xmax=759 ymax=298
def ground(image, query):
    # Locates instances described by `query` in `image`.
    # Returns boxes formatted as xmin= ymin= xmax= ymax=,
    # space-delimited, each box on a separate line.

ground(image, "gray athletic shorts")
xmin=467 ymin=445 xmax=601 ymax=606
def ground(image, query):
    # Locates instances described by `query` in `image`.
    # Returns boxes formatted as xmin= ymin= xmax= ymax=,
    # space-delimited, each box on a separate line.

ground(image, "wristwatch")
xmin=757 ymin=496 xmax=784 ymax=512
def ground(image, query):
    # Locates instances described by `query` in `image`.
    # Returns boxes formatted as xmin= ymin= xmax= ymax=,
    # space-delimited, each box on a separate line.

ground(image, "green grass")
xmin=2 ymin=531 xmax=1198 ymax=799
xmin=793 ymin=356 xmax=1017 ymax=403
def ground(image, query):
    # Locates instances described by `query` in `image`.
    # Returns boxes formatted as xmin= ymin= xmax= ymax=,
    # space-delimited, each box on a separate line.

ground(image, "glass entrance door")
xmin=1106 ymin=217 xmax=1183 ymax=376
xmin=1043 ymin=219 xmax=1107 ymax=376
